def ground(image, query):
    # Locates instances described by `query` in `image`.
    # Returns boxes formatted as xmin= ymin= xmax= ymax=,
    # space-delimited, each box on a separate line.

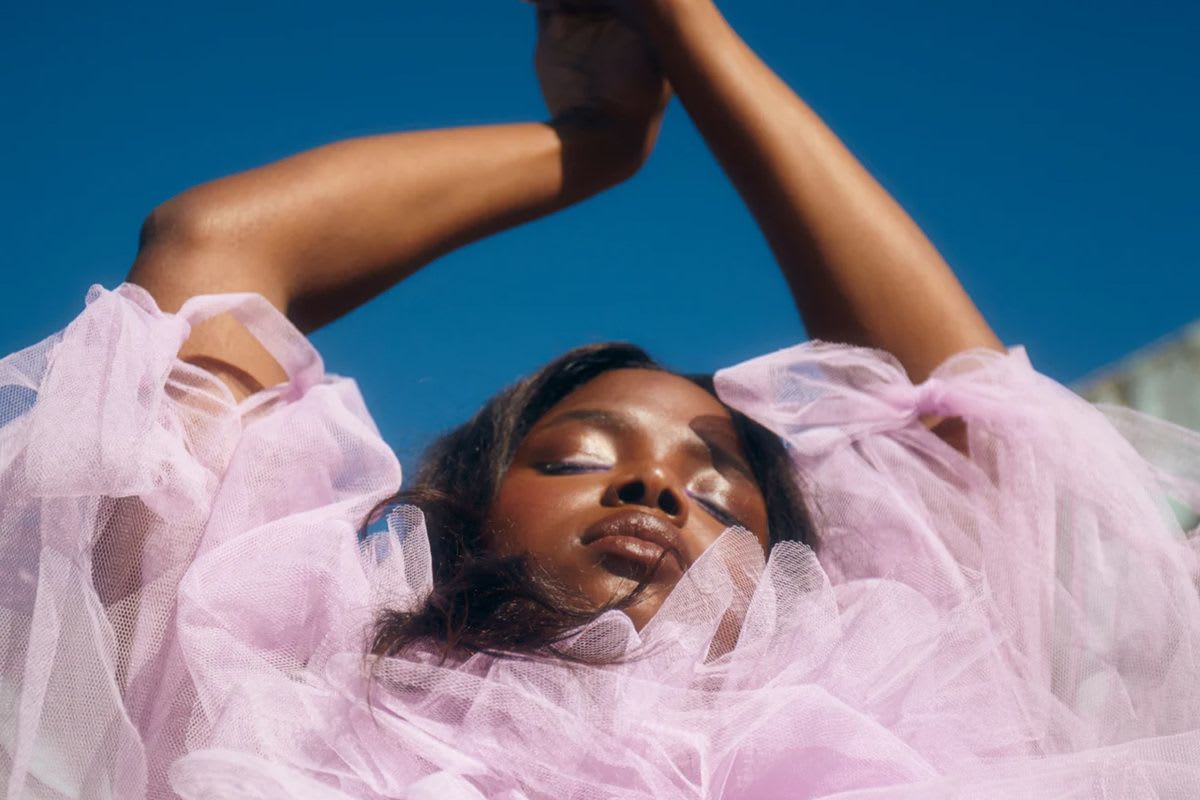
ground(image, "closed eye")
xmin=537 ymin=462 xmax=746 ymax=528
xmin=693 ymin=494 xmax=744 ymax=528
xmin=535 ymin=461 xmax=611 ymax=475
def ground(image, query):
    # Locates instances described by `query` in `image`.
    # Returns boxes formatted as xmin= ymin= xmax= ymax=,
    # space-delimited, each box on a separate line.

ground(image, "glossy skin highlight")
xmin=486 ymin=369 xmax=770 ymax=630
xmin=130 ymin=0 xmax=1000 ymax=411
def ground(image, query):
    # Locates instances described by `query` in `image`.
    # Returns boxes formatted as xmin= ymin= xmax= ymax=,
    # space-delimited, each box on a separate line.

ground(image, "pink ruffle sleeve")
xmin=2 ymin=285 xmax=1199 ymax=799
xmin=0 ymin=283 xmax=402 ymax=798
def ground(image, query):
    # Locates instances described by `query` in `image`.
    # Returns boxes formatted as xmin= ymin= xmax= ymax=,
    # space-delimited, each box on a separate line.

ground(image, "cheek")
xmin=747 ymin=500 xmax=771 ymax=552
xmin=487 ymin=472 xmax=624 ymax=602
xmin=486 ymin=472 xmax=595 ymax=559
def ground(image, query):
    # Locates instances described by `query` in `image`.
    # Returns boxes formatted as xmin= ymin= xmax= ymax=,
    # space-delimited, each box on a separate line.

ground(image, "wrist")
xmin=629 ymin=0 xmax=712 ymax=31
xmin=628 ymin=0 xmax=730 ymax=66
xmin=550 ymin=113 xmax=658 ymax=188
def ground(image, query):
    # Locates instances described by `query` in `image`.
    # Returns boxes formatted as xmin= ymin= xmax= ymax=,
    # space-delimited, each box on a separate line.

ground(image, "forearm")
xmin=635 ymin=0 xmax=1001 ymax=380
xmin=131 ymin=120 xmax=636 ymax=332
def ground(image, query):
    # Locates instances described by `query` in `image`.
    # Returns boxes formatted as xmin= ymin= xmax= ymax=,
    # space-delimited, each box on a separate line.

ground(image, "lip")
xmin=581 ymin=509 xmax=688 ymax=579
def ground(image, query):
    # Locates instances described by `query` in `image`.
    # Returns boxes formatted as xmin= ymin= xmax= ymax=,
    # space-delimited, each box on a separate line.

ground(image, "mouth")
xmin=581 ymin=509 xmax=688 ymax=581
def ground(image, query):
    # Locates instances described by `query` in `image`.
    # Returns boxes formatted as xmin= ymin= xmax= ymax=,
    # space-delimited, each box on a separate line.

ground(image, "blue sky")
xmin=3 ymin=1 xmax=1197 ymax=465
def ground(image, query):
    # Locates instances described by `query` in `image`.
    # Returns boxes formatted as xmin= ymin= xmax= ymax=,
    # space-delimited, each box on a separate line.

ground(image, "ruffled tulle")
xmin=2 ymin=283 xmax=1198 ymax=799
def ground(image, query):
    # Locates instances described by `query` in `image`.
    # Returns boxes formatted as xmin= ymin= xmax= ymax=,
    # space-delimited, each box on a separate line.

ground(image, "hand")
xmin=530 ymin=0 xmax=703 ymax=30
xmin=533 ymin=3 xmax=672 ymax=169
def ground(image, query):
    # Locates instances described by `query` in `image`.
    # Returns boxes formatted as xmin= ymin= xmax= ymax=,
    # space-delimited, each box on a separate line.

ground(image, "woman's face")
xmin=486 ymin=368 xmax=770 ymax=630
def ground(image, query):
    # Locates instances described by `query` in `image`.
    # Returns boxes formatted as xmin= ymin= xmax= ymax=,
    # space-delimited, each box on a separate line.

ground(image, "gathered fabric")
xmin=2 ymin=283 xmax=1198 ymax=799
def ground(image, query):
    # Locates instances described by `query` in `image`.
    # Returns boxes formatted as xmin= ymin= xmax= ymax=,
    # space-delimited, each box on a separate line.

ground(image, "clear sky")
xmin=3 ymin=1 xmax=1197 ymax=465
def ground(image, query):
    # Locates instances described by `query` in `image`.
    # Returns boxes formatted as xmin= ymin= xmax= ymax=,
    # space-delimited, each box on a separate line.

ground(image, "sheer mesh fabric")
xmin=2 ymin=283 xmax=1198 ymax=798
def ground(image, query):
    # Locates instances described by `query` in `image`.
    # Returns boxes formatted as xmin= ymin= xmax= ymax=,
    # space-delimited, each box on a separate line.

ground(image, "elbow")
xmin=136 ymin=203 xmax=172 ymax=253
xmin=129 ymin=193 xmax=292 ymax=318
xmin=137 ymin=187 xmax=261 ymax=259
xmin=128 ymin=194 xmax=254 ymax=302
xmin=138 ymin=196 xmax=220 ymax=256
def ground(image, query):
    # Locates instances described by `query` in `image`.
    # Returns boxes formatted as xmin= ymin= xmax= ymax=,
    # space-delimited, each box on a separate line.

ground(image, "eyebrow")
xmin=537 ymin=408 xmax=755 ymax=479
xmin=538 ymin=408 xmax=636 ymax=434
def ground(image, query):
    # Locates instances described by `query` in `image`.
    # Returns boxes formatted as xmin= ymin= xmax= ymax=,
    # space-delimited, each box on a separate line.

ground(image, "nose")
xmin=601 ymin=465 xmax=689 ymax=526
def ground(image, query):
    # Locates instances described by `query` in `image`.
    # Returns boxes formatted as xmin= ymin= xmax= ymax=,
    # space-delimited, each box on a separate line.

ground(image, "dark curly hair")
xmin=360 ymin=342 xmax=813 ymax=664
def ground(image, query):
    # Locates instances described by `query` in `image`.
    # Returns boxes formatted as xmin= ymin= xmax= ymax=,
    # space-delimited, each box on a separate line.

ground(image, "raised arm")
xmin=128 ymin=10 xmax=668 ymax=401
xmin=626 ymin=0 xmax=1002 ymax=382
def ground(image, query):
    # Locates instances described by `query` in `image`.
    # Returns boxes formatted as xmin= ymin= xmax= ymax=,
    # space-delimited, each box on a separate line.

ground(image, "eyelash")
xmin=534 ymin=460 xmax=609 ymax=475
xmin=536 ymin=460 xmax=744 ymax=527
xmin=694 ymin=495 xmax=743 ymax=528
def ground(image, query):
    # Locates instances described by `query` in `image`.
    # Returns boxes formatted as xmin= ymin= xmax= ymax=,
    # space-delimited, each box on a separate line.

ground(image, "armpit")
xmin=926 ymin=415 xmax=970 ymax=457
xmin=178 ymin=312 xmax=289 ymax=403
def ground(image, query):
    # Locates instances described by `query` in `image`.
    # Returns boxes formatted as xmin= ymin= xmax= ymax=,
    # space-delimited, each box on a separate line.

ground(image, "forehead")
xmin=542 ymin=368 xmax=735 ymax=429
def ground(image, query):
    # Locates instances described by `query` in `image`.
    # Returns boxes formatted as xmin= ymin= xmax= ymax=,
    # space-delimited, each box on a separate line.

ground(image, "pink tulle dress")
xmin=2 ymin=282 xmax=1199 ymax=799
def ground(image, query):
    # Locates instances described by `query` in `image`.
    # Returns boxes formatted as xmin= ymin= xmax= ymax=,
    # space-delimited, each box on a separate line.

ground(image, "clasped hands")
xmin=530 ymin=0 xmax=675 ymax=175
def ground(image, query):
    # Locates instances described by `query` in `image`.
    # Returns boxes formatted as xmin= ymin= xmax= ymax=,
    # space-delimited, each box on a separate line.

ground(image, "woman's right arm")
xmin=129 ymin=123 xmax=615 ymax=399
xmin=129 ymin=9 xmax=669 ymax=401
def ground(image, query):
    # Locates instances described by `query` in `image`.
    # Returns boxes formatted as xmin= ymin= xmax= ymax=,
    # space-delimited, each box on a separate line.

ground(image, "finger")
xmin=534 ymin=0 xmax=616 ymax=16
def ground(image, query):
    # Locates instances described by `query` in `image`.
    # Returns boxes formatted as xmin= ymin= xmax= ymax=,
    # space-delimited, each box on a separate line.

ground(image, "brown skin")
xmin=129 ymin=1 xmax=999 ymax=400
xmin=627 ymin=0 xmax=1002 ymax=381
xmin=129 ymin=9 xmax=669 ymax=398
xmin=125 ymin=3 xmax=1000 ymax=621
xmin=486 ymin=369 xmax=769 ymax=630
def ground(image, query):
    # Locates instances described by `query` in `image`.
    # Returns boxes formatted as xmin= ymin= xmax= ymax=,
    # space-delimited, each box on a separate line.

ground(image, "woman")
xmin=2 ymin=1 xmax=1198 ymax=798
xmin=131 ymin=0 xmax=1002 ymax=645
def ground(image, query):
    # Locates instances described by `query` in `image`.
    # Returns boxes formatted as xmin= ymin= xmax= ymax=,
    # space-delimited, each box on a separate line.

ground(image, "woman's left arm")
xmin=627 ymin=0 xmax=1002 ymax=382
